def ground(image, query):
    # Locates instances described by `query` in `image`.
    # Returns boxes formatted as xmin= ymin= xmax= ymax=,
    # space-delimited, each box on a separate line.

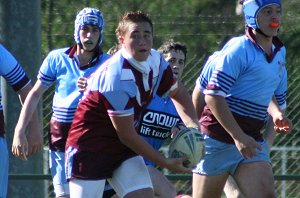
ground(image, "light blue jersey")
xmin=138 ymin=95 xmax=181 ymax=166
xmin=0 ymin=44 xmax=30 ymax=115
xmin=196 ymin=36 xmax=286 ymax=110
xmin=0 ymin=44 xmax=31 ymax=198
xmin=205 ymin=35 xmax=286 ymax=120
xmin=197 ymin=28 xmax=287 ymax=144
xmin=38 ymin=47 xmax=111 ymax=123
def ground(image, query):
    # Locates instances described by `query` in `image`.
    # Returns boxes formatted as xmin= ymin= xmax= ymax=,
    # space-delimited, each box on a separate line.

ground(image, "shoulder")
xmin=91 ymin=52 xmax=125 ymax=88
xmin=217 ymin=35 xmax=254 ymax=66
xmin=150 ymin=48 xmax=168 ymax=67
xmin=46 ymin=47 xmax=69 ymax=59
xmin=221 ymin=36 xmax=250 ymax=55
xmin=0 ymin=44 xmax=16 ymax=61
xmin=0 ymin=44 xmax=10 ymax=55
xmin=42 ymin=48 xmax=70 ymax=66
xmin=0 ymin=44 xmax=18 ymax=73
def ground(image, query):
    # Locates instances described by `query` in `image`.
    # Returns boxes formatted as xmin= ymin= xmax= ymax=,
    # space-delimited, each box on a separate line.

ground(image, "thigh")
xmin=69 ymin=179 xmax=105 ymax=198
xmin=223 ymin=175 xmax=245 ymax=198
xmin=147 ymin=166 xmax=176 ymax=198
xmin=193 ymin=136 xmax=242 ymax=176
xmin=193 ymin=172 xmax=229 ymax=198
xmin=109 ymin=156 xmax=153 ymax=198
xmin=234 ymin=161 xmax=275 ymax=198
xmin=0 ymin=138 xmax=8 ymax=198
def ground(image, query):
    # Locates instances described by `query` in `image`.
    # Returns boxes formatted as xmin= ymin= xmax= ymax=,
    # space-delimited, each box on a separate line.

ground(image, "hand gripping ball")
xmin=168 ymin=127 xmax=204 ymax=168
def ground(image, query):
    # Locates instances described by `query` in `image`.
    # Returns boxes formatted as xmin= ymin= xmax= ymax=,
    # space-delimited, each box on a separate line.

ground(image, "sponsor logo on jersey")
xmin=139 ymin=110 xmax=180 ymax=139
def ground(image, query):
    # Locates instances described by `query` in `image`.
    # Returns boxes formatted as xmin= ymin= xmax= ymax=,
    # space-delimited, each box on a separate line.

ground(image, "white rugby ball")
xmin=168 ymin=127 xmax=204 ymax=168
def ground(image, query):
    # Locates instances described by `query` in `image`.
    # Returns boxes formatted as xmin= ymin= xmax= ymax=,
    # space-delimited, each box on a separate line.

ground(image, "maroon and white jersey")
xmin=65 ymin=48 xmax=177 ymax=179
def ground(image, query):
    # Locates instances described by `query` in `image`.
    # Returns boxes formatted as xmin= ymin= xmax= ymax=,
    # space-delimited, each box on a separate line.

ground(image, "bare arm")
xmin=267 ymin=96 xmax=292 ymax=134
xmin=169 ymin=81 xmax=199 ymax=129
xmin=110 ymin=115 xmax=191 ymax=173
xmin=192 ymin=83 xmax=206 ymax=119
xmin=205 ymin=94 xmax=262 ymax=159
xmin=13 ymin=80 xmax=47 ymax=159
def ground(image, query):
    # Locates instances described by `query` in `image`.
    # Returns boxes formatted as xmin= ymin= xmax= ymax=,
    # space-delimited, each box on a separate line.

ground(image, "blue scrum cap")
xmin=243 ymin=0 xmax=281 ymax=29
xmin=74 ymin=7 xmax=104 ymax=46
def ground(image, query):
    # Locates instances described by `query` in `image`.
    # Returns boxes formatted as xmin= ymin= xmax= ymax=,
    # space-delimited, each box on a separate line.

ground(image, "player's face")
xmin=257 ymin=4 xmax=281 ymax=37
xmin=79 ymin=25 xmax=100 ymax=51
xmin=164 ymin=49 xmax=186 ymax=79
xmin=119 ymin=22 xmax=153 ymax=61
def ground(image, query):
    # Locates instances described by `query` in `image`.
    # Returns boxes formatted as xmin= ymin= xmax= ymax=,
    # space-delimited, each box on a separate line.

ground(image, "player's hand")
xmin=77 ymin=77 xmax=87 ymax=92
xmin=12 ymin=131 xmax=28 ymax=160
xmin=171 ymin=123 xmax=186 ymax=138
xmin=274 ymin=117 xmax=292 ymax=134
xmin=27 ymin=128 xmax=43 ymax=156
xmin=164 ymin=157 xmax=192 ymax=173
xmin=233 ymin=133 xmax=262 ymax=160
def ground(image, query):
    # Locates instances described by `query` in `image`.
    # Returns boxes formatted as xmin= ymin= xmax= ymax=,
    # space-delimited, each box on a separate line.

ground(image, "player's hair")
xmin=158 ymin=39 xmax=187 ymax=62
xmin=107 ymin=43 xmax=120 ymax=55
xmin=74 ymin=7 xmax=104 ymax=47
xmin=242 ymin=0 xmax=281 ymax=30
xmin=115 ymin=11 xmax=153 ymax=38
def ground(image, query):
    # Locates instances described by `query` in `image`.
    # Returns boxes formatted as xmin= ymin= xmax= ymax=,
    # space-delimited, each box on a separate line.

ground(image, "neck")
xmin=253 ymin=29 xmax=273 ymax=56
xmin=76 ymin=46 xmax=96 ymax=66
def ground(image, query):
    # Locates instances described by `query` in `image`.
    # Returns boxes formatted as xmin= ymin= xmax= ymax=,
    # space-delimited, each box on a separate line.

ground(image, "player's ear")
xmin=118 ymin=35 xmax=124 ymax=44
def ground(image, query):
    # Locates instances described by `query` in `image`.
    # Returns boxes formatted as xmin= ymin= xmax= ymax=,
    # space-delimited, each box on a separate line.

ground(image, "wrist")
xmin=184 ymin=119 xmax=199 ymax=130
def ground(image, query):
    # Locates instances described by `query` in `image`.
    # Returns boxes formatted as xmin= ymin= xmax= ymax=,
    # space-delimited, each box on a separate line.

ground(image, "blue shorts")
xmin=0 ymin=137 xmax=8 ymax=198
xmin=193 ymin=135 xmax=270 ymax=176
xmin=49 ymin=150 xmax=69 ymax=197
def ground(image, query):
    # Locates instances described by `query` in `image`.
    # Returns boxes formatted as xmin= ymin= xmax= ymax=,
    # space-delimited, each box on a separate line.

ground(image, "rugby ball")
xmin=168 ymin=127 xmax=204 ymax=168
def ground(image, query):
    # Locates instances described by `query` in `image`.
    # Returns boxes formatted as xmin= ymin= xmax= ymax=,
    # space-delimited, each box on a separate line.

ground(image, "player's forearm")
xmin=28 ymin=110 xmax=42 ymax=135
xmin=267 ymin=96 xmax=283 ymax=118
xmin=15 ymin=91 xmax=42 ymax=134
xmin=192 ymin=84 xmax=206 ymax=119
xmin=171 ymin=83 xmax=199 ymax=129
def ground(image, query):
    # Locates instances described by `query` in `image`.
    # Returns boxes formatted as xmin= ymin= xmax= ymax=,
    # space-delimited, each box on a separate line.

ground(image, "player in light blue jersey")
xmin=191 ymin=0 xmax=292 ymax=197
xmin=193 ymin=46 xmax=288 ymax=198
xmin=0 ymin=44 xmax=41 ymax=198
xmin=13 ymin=8 xmax=110 ymax=198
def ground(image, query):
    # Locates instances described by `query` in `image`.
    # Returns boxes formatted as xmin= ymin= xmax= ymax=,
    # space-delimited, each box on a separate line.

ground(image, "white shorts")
xmin=0 ymin=137 xmax=8 ymax=198
xmin=69 ymin=156 xmax=153 ymax=198
xmin=49 ymin=150 xmax=69 ymax=197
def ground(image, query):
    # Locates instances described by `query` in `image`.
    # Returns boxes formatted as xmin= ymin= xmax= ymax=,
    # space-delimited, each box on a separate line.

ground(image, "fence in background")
xmin=9 ymin=146 xmax=300 ymax=198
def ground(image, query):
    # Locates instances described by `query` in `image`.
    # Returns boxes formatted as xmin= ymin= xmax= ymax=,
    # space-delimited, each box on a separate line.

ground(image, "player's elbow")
xmin=117 ymin=131 xmax=134 ymax=146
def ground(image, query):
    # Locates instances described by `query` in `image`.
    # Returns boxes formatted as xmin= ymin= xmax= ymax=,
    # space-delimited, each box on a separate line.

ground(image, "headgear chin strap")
xmin=74 ymin=8 xmax=104 ymax=50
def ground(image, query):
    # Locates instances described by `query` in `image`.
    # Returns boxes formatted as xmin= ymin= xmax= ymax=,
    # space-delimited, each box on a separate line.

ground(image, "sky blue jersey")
xmin=196 ymin=28 xmax=287 ymax=143
xmin=38 ymin=46 xmax=111 ymax=123
xmin=138 ymin=95 xmax=181 ymax=166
